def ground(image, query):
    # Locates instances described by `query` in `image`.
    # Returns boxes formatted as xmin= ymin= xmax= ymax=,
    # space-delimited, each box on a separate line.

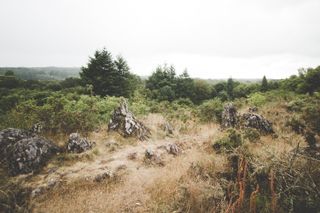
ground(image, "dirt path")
xmin=32 ymin=123 xmax=220 ymax=213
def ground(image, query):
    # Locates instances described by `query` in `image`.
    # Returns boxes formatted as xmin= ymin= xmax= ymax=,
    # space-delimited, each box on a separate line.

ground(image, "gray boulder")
xmin=242 ymin=113 xmax=274 ymax=134
xmin=221 ymin=103 xmax=238 ymax=128
xmin=6 ymin=136 xmax=60 ymax=176
xmin=0 ymin=128 xmax=34 ymax=155
xmin=67 ymin=133 xmax=94 ymax=153
xmin=108 ymin=100 xmax=151 ymax=140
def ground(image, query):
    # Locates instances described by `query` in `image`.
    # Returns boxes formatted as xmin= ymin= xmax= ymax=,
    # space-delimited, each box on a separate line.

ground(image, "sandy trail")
xmin=32 ymin=123 xmax=220 ymax=213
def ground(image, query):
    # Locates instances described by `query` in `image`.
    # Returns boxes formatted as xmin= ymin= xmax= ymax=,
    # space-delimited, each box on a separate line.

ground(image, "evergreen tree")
xmin=80 ymin=48 xmax=134 ymax=97
xmin=261 ymin=75 xmax=268 ymax=92
xmin=226 ymin=78 xmax=234 ymax=100
xmin=175 ymin=69 xmax=194 ymax=99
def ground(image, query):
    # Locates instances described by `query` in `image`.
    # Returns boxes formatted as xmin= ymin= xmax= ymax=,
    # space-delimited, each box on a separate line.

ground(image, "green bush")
xmin=213 ymin=128 xmax=242 ymax=151
xmin=248 ymin=92 xmax=267 ymax=107
xmin=198 ymin=98 xmax=223 ymax=123
xmin=1 ymin=92 xmax=121 ymax=134
xmin=243 ymin=128 xmax=260 ymax=142
xmin=286 ymin=99 xmax=305 ymax=112
xmin=285 ymin=117 xmax=305 ymax=134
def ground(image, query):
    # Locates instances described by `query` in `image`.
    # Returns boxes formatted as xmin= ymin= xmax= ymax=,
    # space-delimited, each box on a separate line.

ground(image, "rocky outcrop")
xmin=220 ymin=104 xmax=274 ymax=135
xmin=241 ymin=113 xmax=274 ymax=134
xmin=6 ymin=136 xmax=60 ymax=176
xmin=221 ymin=103 xmax=238 ymax=128
xmin=66 ymin=133 xmax=94 ymax=153
xmin=0 ymin=128 xmax=60 ymax=176
xmin=0 ymin=128 xmax=35 ymax=155
xmin=108 ymin=100 xmax=151 ymax=140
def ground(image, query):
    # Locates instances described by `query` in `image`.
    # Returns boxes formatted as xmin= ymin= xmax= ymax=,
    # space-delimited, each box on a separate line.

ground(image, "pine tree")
xmin=80 ymin=48 xmax=134 ymax=97
xmin=226 ymin=77 xmax=234 ymax=100
xmin=261 ymin=76 xmax=268 ymax=92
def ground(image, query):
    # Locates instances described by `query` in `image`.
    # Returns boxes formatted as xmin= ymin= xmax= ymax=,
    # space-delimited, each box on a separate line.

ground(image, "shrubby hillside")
xmin=0 ymin=48 xmax=320 ymax=213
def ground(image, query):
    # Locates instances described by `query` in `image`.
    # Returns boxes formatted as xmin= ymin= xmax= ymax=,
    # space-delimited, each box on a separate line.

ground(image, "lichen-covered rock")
xmin=0 ymin=128 xmax=35 ymax=155
xmin=241 ymin=113 xmax=274 ymax=134
xmin=168 ymin=143 xmax=180 ymax=155
xmin=162 ymin=122 xmax=174 ymax=135
xmin=108 ymin=100 xmax=151 ymax=140
xmin=6 ymin=136 xmax=60 ymax=176
xmin=145 ymin=148 xmax=155 ymax=159
xmin=144 ymin=148 xmax=163 ymax=165
xmin=67 ymin=133 xmax=94 ymax=153
xmin=221 ymin=103 xmax=238 ymax=128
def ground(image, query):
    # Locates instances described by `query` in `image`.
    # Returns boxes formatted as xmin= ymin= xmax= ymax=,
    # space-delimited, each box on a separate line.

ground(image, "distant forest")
xmin=0 ymin=67 xmax=80 ymax=80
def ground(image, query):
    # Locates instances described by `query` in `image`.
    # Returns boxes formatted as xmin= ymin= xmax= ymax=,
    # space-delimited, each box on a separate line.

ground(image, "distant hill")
xmin=0 ymin=67 xmax=81 ymax=80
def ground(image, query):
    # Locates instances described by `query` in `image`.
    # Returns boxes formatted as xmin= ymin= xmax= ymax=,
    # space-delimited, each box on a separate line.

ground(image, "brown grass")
xmin=27 ymin=99 xmax=310 ymax=213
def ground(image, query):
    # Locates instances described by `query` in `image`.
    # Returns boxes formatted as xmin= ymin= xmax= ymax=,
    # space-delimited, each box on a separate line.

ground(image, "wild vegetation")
xmin=0 ymin=48 xmax=320 ymax=213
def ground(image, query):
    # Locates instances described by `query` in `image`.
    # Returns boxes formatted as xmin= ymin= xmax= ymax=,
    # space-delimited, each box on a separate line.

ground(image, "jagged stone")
xmin=168 ymin=143 xmax=180 ymax=155
xmin=0 ymin=128 xmax=35 ymax=155
xmin=162 ymin=122 xmax=174 ymax=135
xmin=145 ymin=148 xmax=163 ymax=165
xmin=145 ymin=148 xmax=155 ymax=159
xmin=67 ymin=133 xmax=94 ymax=153
xmin=0 ymin=128 xmax=60 ymax=176
xmin=6 ymin=136 xmax=60 ymax=176
xmin=221 ymin=103 xmax=238 ymax=128
xmin=31 ymin=123 xmax=43 ymax=134
xmin=241 ymin=113 xmax=274 ymax=134
xmin=108 ymin=100 xmax=151 ymax=140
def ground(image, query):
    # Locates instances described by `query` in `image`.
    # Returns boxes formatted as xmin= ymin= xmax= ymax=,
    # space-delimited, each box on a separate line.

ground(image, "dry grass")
xmin=27 ymin=100 xmax=315 ymax=213
xmin=29 ymin=115 xmax=223 ymax=213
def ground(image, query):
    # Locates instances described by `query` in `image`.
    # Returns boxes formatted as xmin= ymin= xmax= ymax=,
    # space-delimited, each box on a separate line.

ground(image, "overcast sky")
xmin=0 ymin=0 xmax=319 ymax=79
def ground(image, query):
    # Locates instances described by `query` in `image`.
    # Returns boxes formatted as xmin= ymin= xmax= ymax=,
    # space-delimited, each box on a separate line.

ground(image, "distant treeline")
xmin=0 ymin=67 xmax=80 ymax=80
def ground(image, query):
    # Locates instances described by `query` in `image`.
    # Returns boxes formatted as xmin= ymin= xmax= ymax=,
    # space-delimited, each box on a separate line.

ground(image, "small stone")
xmin=144 ymin=148 xmax=164 ymax=166
xmin=168 ymin=143 xmax=180 ymax=155
xmin=162 ymin=122 xmax=174 ymax=135
xmin=47 ymin=179 xmax=58 ymax=188
xmin=94 ymin=171 xmax=112 ymax=182
xmin=145 ymin=148 xmax=154 ymax=159
xmin=67 ymin=133 xmax=94 ymax=153
xmin=31 ymin=187 xmax=44 ymax=198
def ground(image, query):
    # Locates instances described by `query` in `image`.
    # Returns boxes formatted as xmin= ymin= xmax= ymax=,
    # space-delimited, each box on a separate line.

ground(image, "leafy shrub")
xmin=1 ymin=92 xmax=121 ymax=134
xmin=286 ymin=99 xmax=305 ymax=112
xmin=213 ymin=128 xmax=242 ymax=151
xmin=243 ymin=128 xmax=260 ymax=142
xmin=198 ymin=98 xmax=223 ymax=123
xmin=248 ymin=92 xmax=267 ymax=107
xmin=285 ymin=117 xmax=305 ymax=134
xmin=301 ymin=104 xmax=320 ymax=134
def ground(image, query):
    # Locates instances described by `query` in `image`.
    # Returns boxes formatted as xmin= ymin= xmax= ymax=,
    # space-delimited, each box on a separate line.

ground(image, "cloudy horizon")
xmin=0 ymin=0 xmax=319 ymax=79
